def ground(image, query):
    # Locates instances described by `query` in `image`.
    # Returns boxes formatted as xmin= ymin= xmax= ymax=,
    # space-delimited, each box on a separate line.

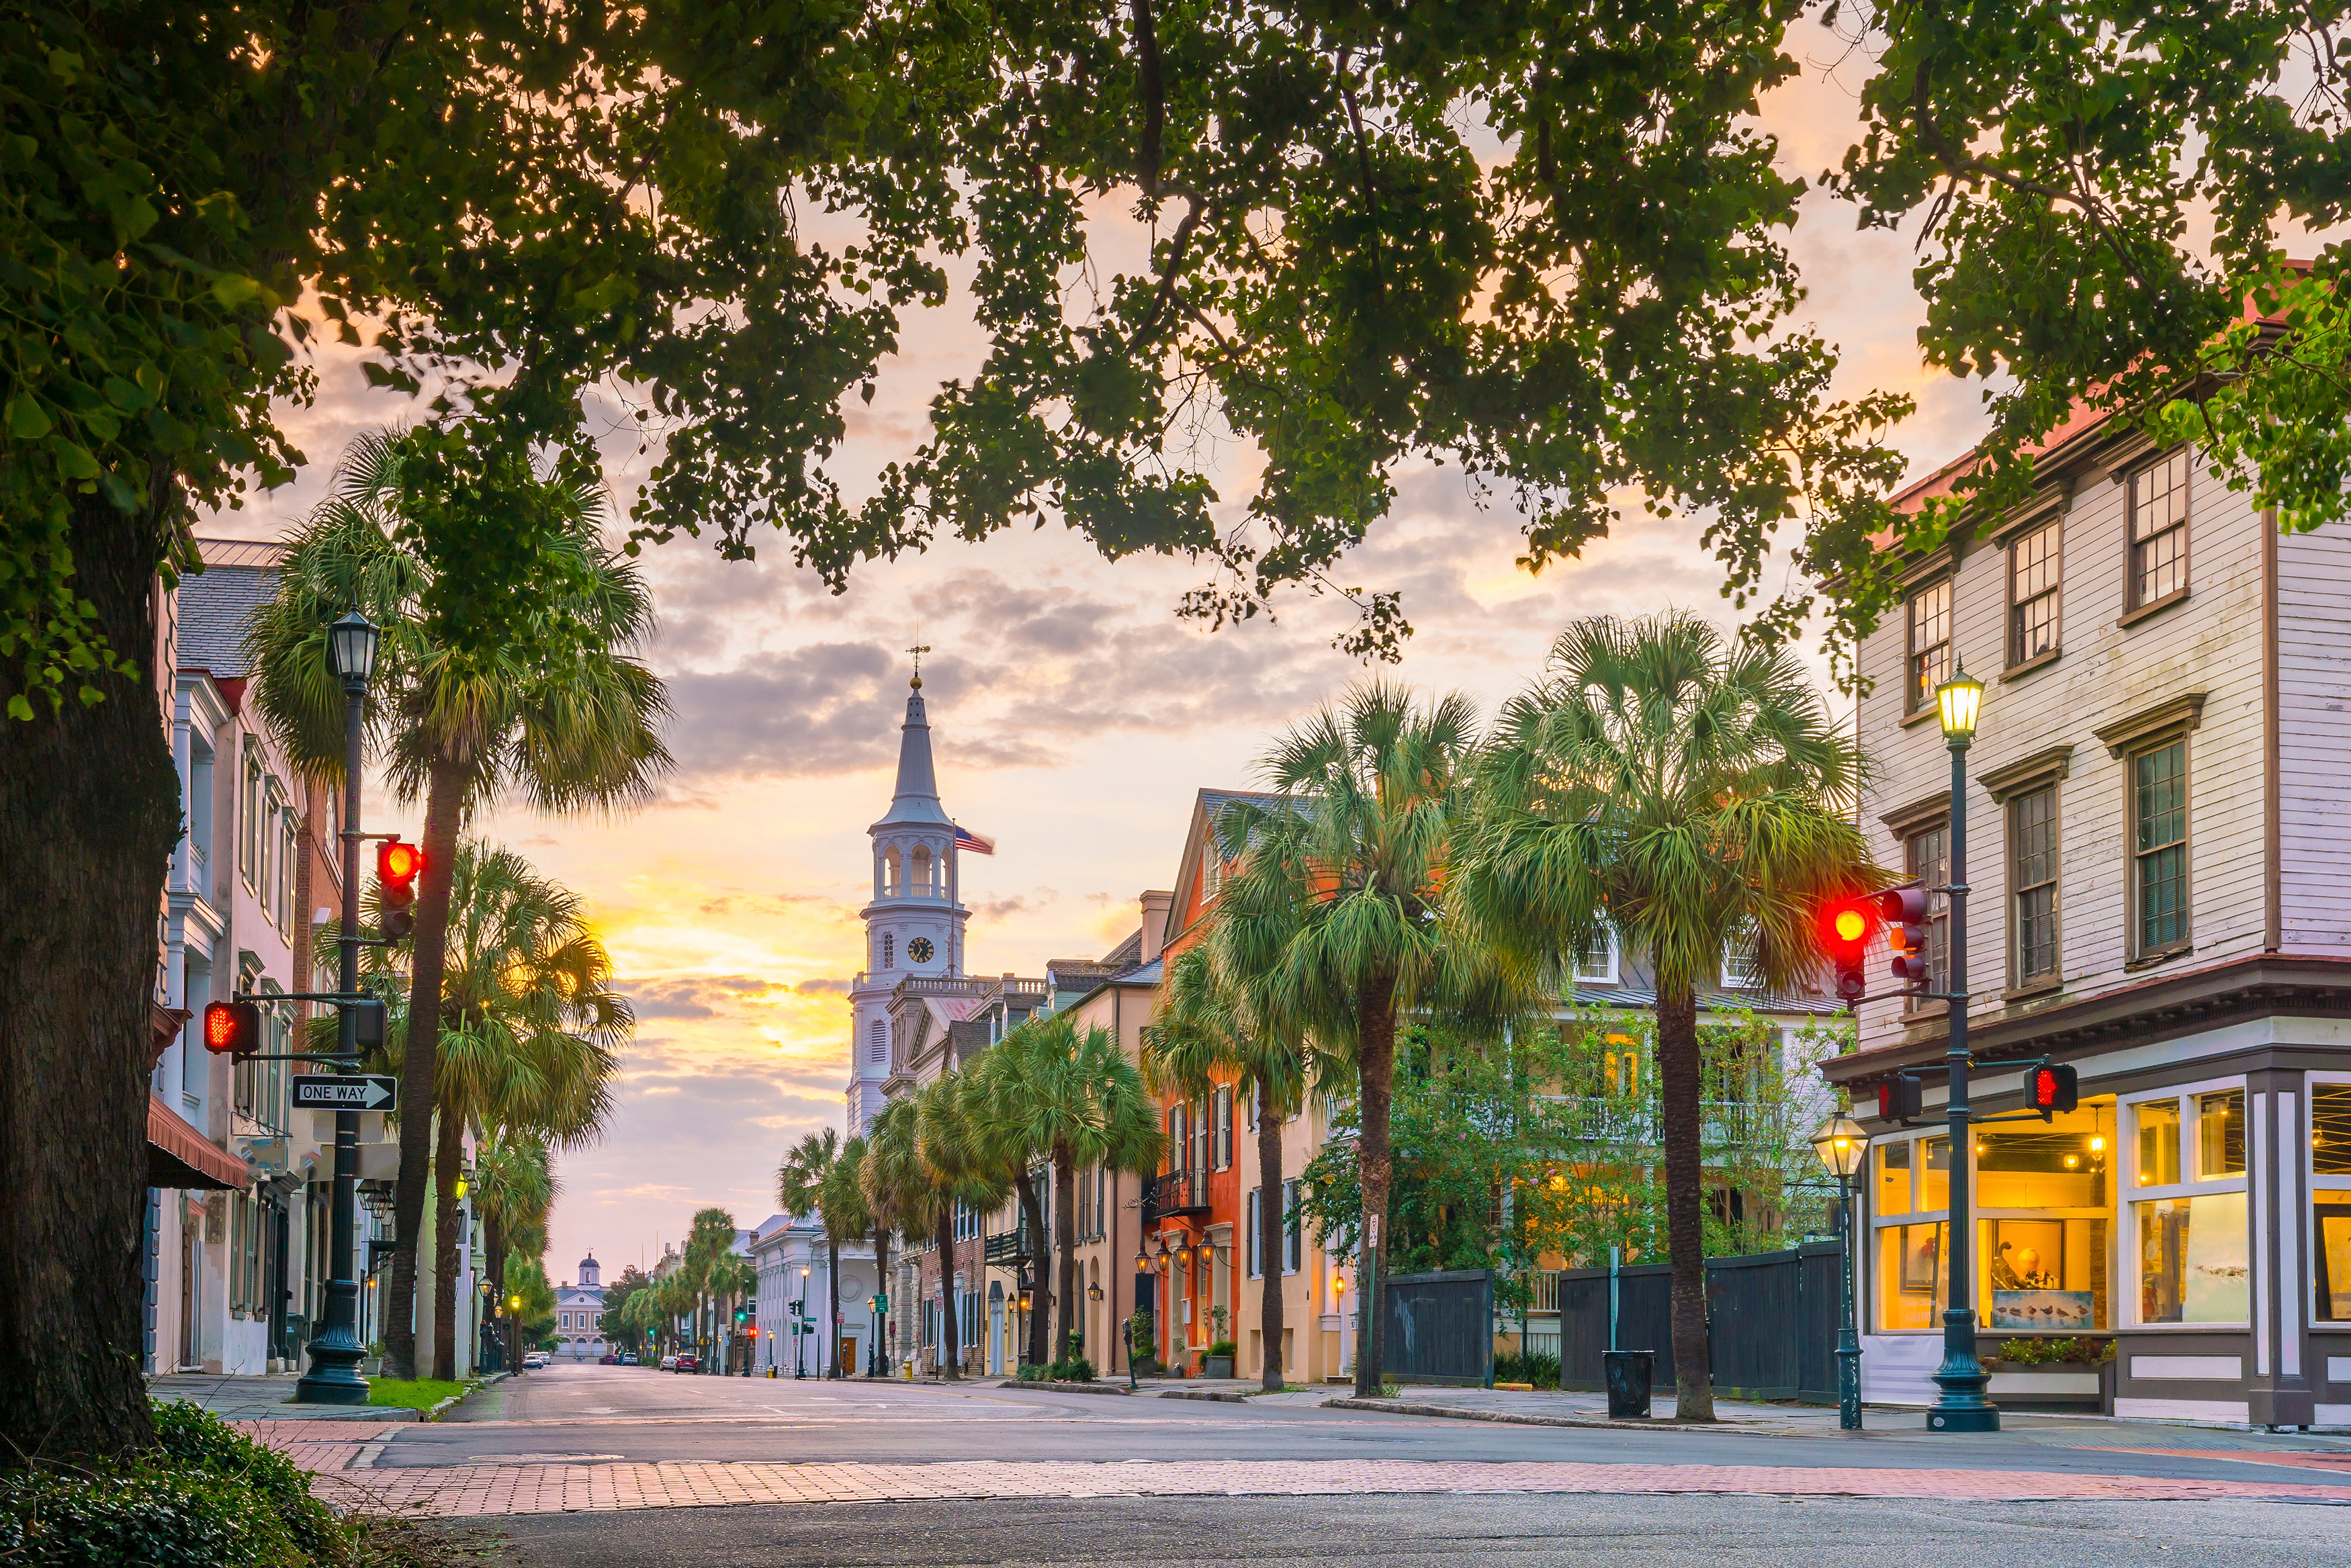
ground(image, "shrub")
xmin=1206 ymin=1340 xmax=1237 ymax=1358
xmin=1996 ymin=1336 xmax=2113 ymax=1366
xmin=1492 ymin=1350 xmax=1561 ymax=1390
xmin=1045 ymin=1357 xmax=1096 ymax=1383
xmin=151 ymin=1401 xmax=349 ymax=1565
xmin=1016 ymin=1363 xmax=1049 ymax=1381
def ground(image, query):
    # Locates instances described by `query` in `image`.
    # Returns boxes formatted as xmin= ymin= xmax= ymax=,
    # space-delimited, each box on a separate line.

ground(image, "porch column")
xmin=2249 ymin=1068 xmax=2316 ymax=1428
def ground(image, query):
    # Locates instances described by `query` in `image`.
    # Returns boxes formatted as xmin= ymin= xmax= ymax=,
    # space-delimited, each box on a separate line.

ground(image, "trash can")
xmin=1604 ymin=1349 xmax=1655 ymax=1419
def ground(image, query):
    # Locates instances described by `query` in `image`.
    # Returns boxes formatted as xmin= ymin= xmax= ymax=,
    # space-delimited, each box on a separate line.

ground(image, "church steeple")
xmin=875 ymin=676 xmax=950 ymax=828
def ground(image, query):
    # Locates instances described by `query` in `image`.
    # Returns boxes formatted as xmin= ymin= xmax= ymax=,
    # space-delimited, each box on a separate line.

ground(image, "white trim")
xmin=1571 ymin=927 xmax=1620 ymax=987
xmin=2113 ymin=1397 xmax=2250 ymax=1422
xmin=2254 ymin=1089 xmax=2270 ymax=1376
xmin=2131 ymin=1353 xmax=2242 ymax=1380
xmin=2280 ymin=1091 xmax=2299 ymax=1375
xmin=2327 ymin=1355 xmax=2351 ymax=1383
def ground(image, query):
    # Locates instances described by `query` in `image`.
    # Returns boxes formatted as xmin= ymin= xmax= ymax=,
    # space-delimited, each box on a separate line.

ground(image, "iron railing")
xmin=1142 ymin=1168 xmax=1210 ymax=1221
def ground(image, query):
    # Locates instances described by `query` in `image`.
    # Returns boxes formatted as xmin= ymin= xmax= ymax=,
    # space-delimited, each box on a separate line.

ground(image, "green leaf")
xmin=5 ymin=397 xmax=52 ymax=439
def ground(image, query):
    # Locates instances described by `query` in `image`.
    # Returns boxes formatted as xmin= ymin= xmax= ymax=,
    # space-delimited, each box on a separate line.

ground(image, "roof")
xmin=177 ymin=541 xmax=284 ymax=679
xmin=873 ymin=682 xmax=952 ymax=830
xmin=1568 ymin=982 xmax=1838 ymax=1017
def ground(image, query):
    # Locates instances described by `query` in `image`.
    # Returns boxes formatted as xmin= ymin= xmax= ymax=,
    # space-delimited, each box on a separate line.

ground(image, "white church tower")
xmin=844 ymin=666 xmax=969 ymax=1134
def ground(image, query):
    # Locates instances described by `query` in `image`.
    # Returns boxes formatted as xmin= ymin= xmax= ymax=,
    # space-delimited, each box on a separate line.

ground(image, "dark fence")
xmin=1382 ymin=1269 xmax=1495 ymax=1387
xmin=1546 ymin=1240 xmax=1842 ymax=1403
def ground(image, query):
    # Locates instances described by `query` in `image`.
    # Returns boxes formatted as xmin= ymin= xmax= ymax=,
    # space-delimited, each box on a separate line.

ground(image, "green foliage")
xmin=364 ymin=1379 xmax=467 ymax=1413
xmin=1045 ymin=1357 xmax=1097 ymax=1383
xmin=504 ymin=1254 xmax=557 ymax=1344
xmin=1204 ymin=1341 xmax=1237 ymax=1360
xmin=0 ymin=1402 xmax=351 ymax=1566
xmin=1996 ymin=1336 xmax=2113 ymax=1367
xmin=599 ymin=1266 xmax=656 ymax=1352
xmin=1492 ymin=1350 xmax=1562 ymax=1391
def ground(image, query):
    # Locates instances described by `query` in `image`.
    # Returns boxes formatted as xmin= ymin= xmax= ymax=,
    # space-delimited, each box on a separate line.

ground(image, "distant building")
xmin=553 ymin=1252 xmax=607 ymax=1361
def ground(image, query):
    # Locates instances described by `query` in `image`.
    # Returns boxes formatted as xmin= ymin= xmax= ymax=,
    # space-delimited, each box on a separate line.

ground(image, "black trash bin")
xmin=1603 ymin=1349 xmax=1654 ymax=1419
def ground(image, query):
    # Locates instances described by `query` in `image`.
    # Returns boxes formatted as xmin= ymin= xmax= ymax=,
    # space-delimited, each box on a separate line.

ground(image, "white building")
xmin=750 ymin=1213 xmax=879 ymax=1377
xmin=553 ymin=1252 xmax=608 ymax=1361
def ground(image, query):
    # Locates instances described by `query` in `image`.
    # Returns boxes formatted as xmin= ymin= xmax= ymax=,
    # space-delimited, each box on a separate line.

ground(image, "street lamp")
xmin=295 ymin=610 xmax=380 ymax=1404
xmin=1810 ymin=1111 xmax=1869 ymax=1431
xmin=1928 ymin=663 xmax=1997 ymax=1433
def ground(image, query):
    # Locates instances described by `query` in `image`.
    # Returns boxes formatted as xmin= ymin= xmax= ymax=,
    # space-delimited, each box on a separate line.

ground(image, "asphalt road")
xmin=392 ymin=1364 xmax=2351 ymax=1487
xmin=484 ymin=1491 xmax=2351 ymax=1568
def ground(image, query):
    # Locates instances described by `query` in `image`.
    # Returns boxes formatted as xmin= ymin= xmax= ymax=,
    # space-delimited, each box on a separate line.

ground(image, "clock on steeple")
xmin=907 ymin=937 xmax=935 ymax=964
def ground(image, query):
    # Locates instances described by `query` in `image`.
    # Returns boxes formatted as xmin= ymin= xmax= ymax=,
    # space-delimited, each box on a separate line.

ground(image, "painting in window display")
xmin=2136 ymin=1192 xmax=2249 ymax=1324
xmin=1988 ymin=1218 xmax=2106 ymax=1330
xmin=2318 ymin=1203 xmax=2351 ymax=1324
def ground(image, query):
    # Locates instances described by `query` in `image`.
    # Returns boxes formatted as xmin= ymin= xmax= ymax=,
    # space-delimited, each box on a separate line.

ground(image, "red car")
xmin=672 ymin=1354 xmax=700 ymax=1373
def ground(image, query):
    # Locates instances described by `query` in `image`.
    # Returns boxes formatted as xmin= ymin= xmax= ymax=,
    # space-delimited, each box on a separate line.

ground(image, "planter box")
xmin=1202 ymin=1356 xmax=1235 ymax=1379
xmin=1986 ymin=1366 xmax=2104 ymax=1397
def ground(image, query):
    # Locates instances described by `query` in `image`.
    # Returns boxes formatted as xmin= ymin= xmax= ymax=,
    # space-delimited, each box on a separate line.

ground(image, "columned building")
xmin=553 ymin=1252 xmax=608 ymax=1361
xmin=845 ymin=673 xmax=972 ymax=1134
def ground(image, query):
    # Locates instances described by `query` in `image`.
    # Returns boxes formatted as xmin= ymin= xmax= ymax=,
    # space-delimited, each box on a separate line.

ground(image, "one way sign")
xmin=292 ymin=1076 xmax=398 ymax=1111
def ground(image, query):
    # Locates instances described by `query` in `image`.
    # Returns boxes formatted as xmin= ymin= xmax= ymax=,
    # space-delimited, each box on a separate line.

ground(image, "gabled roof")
xmin=1161 ymin=787 xmax=1302 ymax=953
xmin=177 ymin=539 xmax=285 ymax=680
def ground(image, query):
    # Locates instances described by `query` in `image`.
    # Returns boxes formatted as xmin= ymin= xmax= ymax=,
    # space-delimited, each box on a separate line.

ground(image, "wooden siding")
xmin=2276 ymin=522 xmax=2351 ymax=952
xmin=1855 ymin=454 xmax=2271 ymax=1054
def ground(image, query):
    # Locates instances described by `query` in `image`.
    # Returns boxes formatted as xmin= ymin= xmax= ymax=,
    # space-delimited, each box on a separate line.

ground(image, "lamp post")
xmin=870 ymin=1293 xmax=886 ymax=1377
xmin=1810 ymin=1112 xmax=1869 ymax=1431
xmin=1927 ymin=664 xmax=1998 ymax=1433
xmin=295 ymin=611 xmax=380 ymax=1404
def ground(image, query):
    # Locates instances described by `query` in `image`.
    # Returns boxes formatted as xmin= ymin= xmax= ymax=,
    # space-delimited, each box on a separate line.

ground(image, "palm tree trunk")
xmin=1352 ymin=972 xmax=1396 ymax=1399
xmin=1014 ymin=1170 xmax=1049 ymax=1368
xmin=0 ymin=493 xmax=177 ymax=1460
xmin=1053 ymin=1146 xmax=1078 ymax=1365
xmin=1257 ymin=1102 xmax=1286 ymax=1391
xmin=431 ymin=1097 xmax=464 ymax=1380
xmin=1657 ymin=984 xmax=1714 ymax=1421
xmin=385 ymin=752 xmax=465 ymax=1380
xmin=826 ymin=1237 xmax=841 ymax=1378
xmin=933 ymin=1207 xmax=961 ymax=1379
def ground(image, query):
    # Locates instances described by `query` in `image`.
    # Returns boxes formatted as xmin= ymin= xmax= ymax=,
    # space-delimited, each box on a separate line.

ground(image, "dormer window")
xmin=1572 ymin=926 xmax=1618 ymax=986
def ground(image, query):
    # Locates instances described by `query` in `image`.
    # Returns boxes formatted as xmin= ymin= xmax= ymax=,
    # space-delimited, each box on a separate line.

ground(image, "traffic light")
xmin=734 ymin=1306 xmax=748 ymax=1324
xmin=1818 ymin=894 xmax=1876 ymax=1005
xmin=2025 ymin=1060 xmax=2079 ymax=1119
xmin=1877 ymin=1072 xmax=1923 ymax=1124
xmin=203 ymin=1000 xmax=263 ymax=1057
xmin=1880 ymin=888 xmax=1933 ymax=996
xmin=377 ymin=839 xmax=423 ymax=939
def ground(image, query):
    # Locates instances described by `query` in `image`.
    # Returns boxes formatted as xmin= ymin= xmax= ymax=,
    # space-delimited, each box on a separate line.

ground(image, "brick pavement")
xmin=281 ymin=1453 xmax=2351 ymax=1516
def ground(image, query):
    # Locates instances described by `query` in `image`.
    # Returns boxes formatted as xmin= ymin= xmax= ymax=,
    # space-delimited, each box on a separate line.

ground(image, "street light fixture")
xmin=294 ymin=608 xmax=380 ymax=1405
xmin=1810 ymin=1111 xmax=1868 ymax=1432
xmin=1928 ymin=662 xmax=1997 ymax=1433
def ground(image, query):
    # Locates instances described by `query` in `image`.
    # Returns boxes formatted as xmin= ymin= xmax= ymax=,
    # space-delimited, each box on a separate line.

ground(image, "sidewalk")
xmin=150 ymin=1371 xmax=423 ymax=1422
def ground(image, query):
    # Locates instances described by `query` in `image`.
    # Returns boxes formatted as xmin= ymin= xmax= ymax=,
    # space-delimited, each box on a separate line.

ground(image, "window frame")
xmin=1572 ymin=925 xmax=1620 ymax=986
xmin=2125 ymin=447 xmax=2191 ymax=616
xmin=1904 ymin=578 xmax=1953 ymax=718
xmin=2006 ymin=782 xmax=2061 ymax=990
xmin=2121 ymin=1076 xmax=2249 ymax=1330
xmin=2306 ymin=1072 xmax=2351 ymax=1326
xmin=2006 ymin=515 xmax=2063 ymax=671
xmin=2127 ymin=735 xmax=2192 ymax=963
xmin=1212 ymin=1085 xmax=1233 ymax=1171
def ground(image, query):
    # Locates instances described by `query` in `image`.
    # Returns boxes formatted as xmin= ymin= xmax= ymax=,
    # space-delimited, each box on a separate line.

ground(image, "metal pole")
xmin=296 ymin=676 xmax=367 ymax=1402
xmin=1926 ymin=733 xmax=1998 ymax=1432
xmin=1836 ymin=1176 xmax=1862 ymax=1431
xmin=1607 ymin=1244 xmax=1620 ymax=1353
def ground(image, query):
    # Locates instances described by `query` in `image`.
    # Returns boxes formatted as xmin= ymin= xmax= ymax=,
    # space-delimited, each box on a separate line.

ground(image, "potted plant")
xmin=1203 ymin=1340 xmax=1237 ymax=1379
xmin=1991 ymin=1336 xmax=2115 ymax=1408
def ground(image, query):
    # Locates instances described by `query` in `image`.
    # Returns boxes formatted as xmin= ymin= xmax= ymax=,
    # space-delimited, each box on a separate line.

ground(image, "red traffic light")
xmin=378 ymin=839 xmax=423 ymax=939
xmin=1818 ymin=894 xmax=1876 ymax=1004
xmin=2027 ymin=1061 xmax=2079 ymax=1118
xmin=203 ymin=1000 xmax=262 ymax=1057
xmin=378 ymin=840 xmax=423 ymax=886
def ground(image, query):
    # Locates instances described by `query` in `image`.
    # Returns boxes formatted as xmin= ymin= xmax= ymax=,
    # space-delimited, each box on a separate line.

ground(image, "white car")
xmin=659 ymin=1354 xmax=678 ymax=1371
xmin=522 ymin=1351 xmax=550 ymax=1369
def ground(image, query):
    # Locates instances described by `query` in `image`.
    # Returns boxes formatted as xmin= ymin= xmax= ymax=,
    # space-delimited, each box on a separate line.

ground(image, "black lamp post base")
xmin=1926 ymin=1404 xmax=2000 ymax=1432
xmin=294 ymin=1348 xmax=370 ymax=1405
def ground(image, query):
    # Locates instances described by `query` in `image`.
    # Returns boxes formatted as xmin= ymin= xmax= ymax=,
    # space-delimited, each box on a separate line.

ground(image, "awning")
xmin=147 ymin=1095 xmax=249 ymax=1191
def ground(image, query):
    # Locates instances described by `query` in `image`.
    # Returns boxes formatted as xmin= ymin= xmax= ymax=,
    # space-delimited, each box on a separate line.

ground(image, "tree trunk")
xmin=431 ymin=1099 xmax=463 ymax=1381
xmin=0 ymin=496 xmax=178 ymax=1461
xmin=1053 ymin=1146 xmax=1079 ymax=1365
xmin=1014 ymin=1169 xmax=1049 ymax=1369
xmin=1257 ymin=1101 xmax=1286 ymax=1391
xmin=1657 ymin=985 xmax=1714 ymax=1421
xmin=826 ymin=1236 xmax=841 ymax=1378
xmin=870 ymin=1226 xmax=891 ymax=1376
xmin=1351 ymin=972 xmax=1396 ymax=1398
xmin=484 ymin=1212 xmax=504 ymax=1370
xmin=384 ymin=753 xmax=465 ymax=1380
xmin=933 ymin=1207 xmax=960 ymax=1379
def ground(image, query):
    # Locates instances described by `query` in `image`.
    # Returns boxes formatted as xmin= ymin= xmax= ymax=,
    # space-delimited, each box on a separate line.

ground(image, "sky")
xmin=198 ymin=24 xmax=2011 ymax=1287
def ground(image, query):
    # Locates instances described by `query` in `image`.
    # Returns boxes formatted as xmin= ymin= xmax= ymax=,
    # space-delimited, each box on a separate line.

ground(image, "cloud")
xmin=971 ymin=887 xmax=1058 ymax=922
xmin=623 ymin=975 xmax=779 ymax=1020
xmin=789 ymin=977 xmax=852 ymax=997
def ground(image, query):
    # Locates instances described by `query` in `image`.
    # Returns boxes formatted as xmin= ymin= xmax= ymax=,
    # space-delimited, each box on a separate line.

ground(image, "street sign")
xmin=292 ymin=1076 xmax=398 ymax=1111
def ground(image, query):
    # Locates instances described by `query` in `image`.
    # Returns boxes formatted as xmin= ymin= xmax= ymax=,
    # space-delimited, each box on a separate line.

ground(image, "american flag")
xmin=953 ymin=824 xmax=995 ymax=856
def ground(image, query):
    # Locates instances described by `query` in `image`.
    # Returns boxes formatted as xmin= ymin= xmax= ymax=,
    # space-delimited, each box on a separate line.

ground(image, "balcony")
xmin=984 ymin=1229 xmax=1034 ymax=1267
xmin=1143 ymin=1168 xmax=1210 ymax=1223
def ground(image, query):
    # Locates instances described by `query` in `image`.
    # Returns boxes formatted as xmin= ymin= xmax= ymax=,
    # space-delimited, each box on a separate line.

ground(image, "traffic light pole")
xmin=1926 ymin=730 xmax=1998 ymax=1433
xmin=295 ymin=672 xmax=369 ymax=1403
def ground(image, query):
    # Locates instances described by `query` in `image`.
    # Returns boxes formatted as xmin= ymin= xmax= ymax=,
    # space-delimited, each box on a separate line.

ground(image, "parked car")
xmin=619 ymin=1353 xmax=637 ymax=1365
xmin=598 ymin=1354 xmax=620 ymax=1365
xmin=523 ymin=1351 xmax=549 ymax=1369
xmin=659 ymin=1354 xmax=678 ymax=1371
xmin=672 ymin=1354 xmax=700 ymax=1373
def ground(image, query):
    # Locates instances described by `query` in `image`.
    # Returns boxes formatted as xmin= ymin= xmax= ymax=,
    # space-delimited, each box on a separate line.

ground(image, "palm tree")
xmin=1454 ymin=612 xmax=1870 ymax=1422
xmin=1147 ymin=944 xmax=1316 ymax=1392
xmin=860 ymin=1097 xmax=929 ymax=1374
xmin=978 ymin=1015 xmax=1161 ymax=1369
xmin=779 ymin=1129 xmax=873 ymax=1378
xmin=684 ymin=1208 xmax=740 ymax=1371
xmin=944 ymin=1052 xmax=1054 ymax=1368
xmin=1214 ymin=680 xmax=1489 ymax=1397
xmin=472 ymin=1132 xmax=554 ymax=1373
xmin=912 ymin=1078 xmax=1012 ymax=1379
xmin=378 ymin=840 xmax=625 ymax=1379
xmin=249 ymin=429 xmax=670 ymax=1379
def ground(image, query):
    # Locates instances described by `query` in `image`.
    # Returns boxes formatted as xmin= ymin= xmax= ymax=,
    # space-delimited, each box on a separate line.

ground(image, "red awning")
xmin=146 ymin=1095 xmax=249 ymax=1191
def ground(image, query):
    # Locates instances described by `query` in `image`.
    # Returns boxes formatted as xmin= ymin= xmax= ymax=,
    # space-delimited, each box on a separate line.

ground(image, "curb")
xmin=423 ymin=1375 xmax=503 ymax=1423
xmin=1157 ymin=1389 xmax=1249 ymax=1403
xmin=1320 ymin=1397 xmax=1812 ymax=1435
xmin=993 ymin=1380 xmax=1132 ymax=1397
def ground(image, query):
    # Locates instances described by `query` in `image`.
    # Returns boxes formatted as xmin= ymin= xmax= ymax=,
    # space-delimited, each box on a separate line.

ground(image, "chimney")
xmin=1139 ymin=890 xmax=1175 ymax=964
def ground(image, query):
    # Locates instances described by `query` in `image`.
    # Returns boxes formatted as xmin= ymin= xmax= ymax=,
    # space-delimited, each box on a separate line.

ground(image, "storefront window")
xmin=2135 ymin=1099 xmax=2180 ymax=1187
xmin=1918 ymin=1138 xmax=1950 ymax=1213
xmin=2317 ymin=1201 xmax=2351 ymax=1324
xmin=2136 ymin=1193 xmax=2248 ymax=1323
xmin=2312 ymin=1085 xmax=2351 ymax=1322
xmin=2315 ymin=1085 xmax=2351 ymax=1176
xmin=1986 ymin=1217 xmax=2109 ymax=1332
xmin=2197 ymin=1090 xmax=2244 ymax=1177
xmin=1877 ymin=1221 xmax=1945 ymax=1331
xmin=1876 ymin=1141 xmax=1912 ymax=1216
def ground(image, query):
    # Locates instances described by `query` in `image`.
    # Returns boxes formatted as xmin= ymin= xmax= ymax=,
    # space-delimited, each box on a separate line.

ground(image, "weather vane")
xmin=906 ymin=633 xmax=930 ymax=689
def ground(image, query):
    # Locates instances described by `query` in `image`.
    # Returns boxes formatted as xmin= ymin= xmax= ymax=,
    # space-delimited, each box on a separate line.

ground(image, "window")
xmin=2009 ymin=784 xmax=2059 ymax=986
xmin=870 ymin=1020 xmax=889 ymax=1065
xmin=2128 ymin=1086 xmax=2248 ymax=1324
xmin=1720 ymin=939 xmax=1761 ymax=990
xmin=2317 ymin=1089 xmax=2351 ymax=1322
xmin=1603 ymin=1033 xmax=1641 ymax=1098
xmin=912 ymin=845 xmax=932 ymax=896
xmin=1906 ymin=580 xmax=1951 ymax=714
xmin=1167 ymin=1104 xmax=1188 ymax=1172
xmin=1246 ymin=1188 xmax=1262 ymax=1279
xmin=240 ymin=745 xmax=262 ymax=883
xmin=2129 ymin=448 xmax=2189 ymax=609
xmin=2131 ymin=739 xmax=2189 ymax=955
xmin=1283 ymin=1179 xmax=1302 ymax=1274
xmin=1905 ymin=823 xmax=1951 ymax=999
xmin=2009 ymin=517 xmax=2061 ymax=665
xmin=1572 ymin=926 xmax=1617 ymax=986
xmin=1212 ymin=1086 xmax=1233 ymax=1170
xmin=883 ymin=848 xmax=900 ymax=896
xmin=881 ymin=932 xmax=894 ymax=970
